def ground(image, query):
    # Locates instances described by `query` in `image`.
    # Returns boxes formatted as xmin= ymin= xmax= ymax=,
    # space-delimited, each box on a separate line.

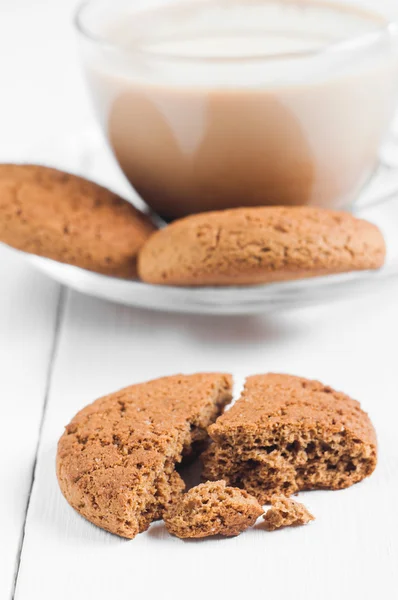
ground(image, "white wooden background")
xmin=1 ymin=1 xmax=398 ymax=599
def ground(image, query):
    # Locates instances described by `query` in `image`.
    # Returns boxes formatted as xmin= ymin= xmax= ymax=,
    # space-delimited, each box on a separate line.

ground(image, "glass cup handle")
xmin=358 ymin=132 xmax=398 ymax=210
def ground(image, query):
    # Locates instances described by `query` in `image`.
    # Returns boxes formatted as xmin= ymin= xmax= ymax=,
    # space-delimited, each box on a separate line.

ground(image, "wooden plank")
xmin=13 ymin=284 xmax=398 ymax=600
xmin=0 ymin=245 xmax=60 ymax=599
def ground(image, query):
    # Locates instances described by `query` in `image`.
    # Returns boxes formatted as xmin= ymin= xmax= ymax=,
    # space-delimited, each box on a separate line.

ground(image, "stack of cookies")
xmin=0 ymin=164 xmax=386 ymax=286
xmin=57 ymin=372 xmax=377 ymax=540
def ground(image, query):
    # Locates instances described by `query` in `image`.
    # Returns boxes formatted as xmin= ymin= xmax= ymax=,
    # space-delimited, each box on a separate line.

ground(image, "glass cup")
xmin=75 ymin=0 xmax=398 ymax=221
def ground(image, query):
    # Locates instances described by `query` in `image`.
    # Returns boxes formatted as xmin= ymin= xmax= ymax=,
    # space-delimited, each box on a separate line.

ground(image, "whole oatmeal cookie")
xmin=202 ymin=374 xmax=377 ymax=502
xmin=164 ymin=480 xmax=263 ymax=538
xmin=138 ymin=206 xmax=385 ymax=286
xmin=263 ymin=496 xmax=314 ymax=531
xmin=57 ymin=373 xmax=232 ymax=539
xmin=0 ymin=164 xmax=156 ymax=277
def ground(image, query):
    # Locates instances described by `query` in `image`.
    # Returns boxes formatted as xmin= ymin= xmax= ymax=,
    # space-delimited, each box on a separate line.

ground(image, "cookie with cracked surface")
xmin=202 ymin=374 xmax=377 ymax=503
xmin=57 ymin=373 xmax=232 ymax=539
xmin=138 ymin=206 xmax=385 ymax=286
xmin=263 ymin=496 xmax=314 ymax=531
xmin=0 ymin=164 xmax=156 ymax=277
xmin=164 ymin=480 xmax=263 ymax=538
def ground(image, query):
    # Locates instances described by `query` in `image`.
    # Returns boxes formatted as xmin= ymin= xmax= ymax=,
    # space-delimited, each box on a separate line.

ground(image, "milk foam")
xmin=103 ymin=0 xmax=387 ymax=58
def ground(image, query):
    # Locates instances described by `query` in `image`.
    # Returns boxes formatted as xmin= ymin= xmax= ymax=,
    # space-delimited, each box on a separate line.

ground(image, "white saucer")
xmin=14 ymin=127 xmax=398 ymax=314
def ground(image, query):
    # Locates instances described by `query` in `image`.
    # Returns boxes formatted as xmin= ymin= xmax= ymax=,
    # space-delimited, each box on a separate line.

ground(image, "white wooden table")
xmin=1 ymin=2 xmax=398 ymax=599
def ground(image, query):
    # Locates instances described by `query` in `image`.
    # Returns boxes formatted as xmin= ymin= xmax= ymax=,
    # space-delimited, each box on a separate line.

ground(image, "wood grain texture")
xmin=12 ymin=285 xmax=398 ymax=600
xmin=0 ymin=245 xmax=59 ymax=599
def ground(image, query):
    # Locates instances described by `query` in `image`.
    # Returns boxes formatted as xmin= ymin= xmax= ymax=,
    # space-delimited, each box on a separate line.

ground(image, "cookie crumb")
xmin=263 ymin=496 xmax=314 ymax=531
xmin=164 ymin=480 xmax=263 ymax=539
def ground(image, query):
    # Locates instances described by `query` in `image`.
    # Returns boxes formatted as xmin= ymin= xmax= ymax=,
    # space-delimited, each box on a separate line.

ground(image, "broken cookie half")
xmin=202 ymin=373 xmax=377 ymax=503
xmin=57 ymin=373 xmax=232 ymax=539
xmin=164 ymin=480 xmax=263 ymax=539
